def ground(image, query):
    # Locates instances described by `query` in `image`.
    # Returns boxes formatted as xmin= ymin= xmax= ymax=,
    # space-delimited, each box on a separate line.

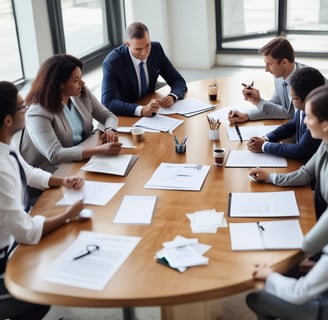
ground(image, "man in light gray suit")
xmin=228 ymin=37 xmax=306 ymax=123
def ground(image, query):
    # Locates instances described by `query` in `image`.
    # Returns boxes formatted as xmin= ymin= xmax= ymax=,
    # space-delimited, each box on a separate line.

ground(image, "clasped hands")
xmin=141 ymin=95 xmax=175 ymax=117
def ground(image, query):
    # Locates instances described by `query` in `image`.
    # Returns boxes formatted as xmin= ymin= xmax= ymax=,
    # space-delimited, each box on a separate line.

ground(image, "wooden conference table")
xmin=6 ymin=75 xmax=316 ymax=320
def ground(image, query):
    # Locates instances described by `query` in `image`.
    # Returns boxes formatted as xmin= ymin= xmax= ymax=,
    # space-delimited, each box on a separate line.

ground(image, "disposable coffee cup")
xmin=208 ymin=85 xmax=218 ymax=101
xmin=213 ymin=148 xmax=225 ymax=166
xmin=209 ymin=129 xmax=220 ymax=140
xmin=131 ymin=127 xmax=145 ymax=143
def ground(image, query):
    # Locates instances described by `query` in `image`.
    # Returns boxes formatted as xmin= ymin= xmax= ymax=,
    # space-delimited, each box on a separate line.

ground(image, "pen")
xmin=241 ymin=80 xmax=254 ymax=89
xmin=234 ymin=124 xmax=243 ymax=142
xmin=73 ymin=244 xmax=100 ymax=260
xmin=174 ymin=135 xmax=179 ymax=145
xmin=181 ymin=135 xmax=188 ymax=145
xmin=256 ymin=221 xmax=265 ymax=231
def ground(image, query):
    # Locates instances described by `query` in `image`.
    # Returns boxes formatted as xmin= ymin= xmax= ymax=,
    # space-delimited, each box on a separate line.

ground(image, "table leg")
xmin=122 ymin=307 xmax=136 ymax=320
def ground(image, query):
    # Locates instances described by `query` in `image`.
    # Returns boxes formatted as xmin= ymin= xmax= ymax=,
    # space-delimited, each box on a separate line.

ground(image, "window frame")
xmin=46 ymin=0 xmax=125 ymax=72
xmin=215 ymin=0 xmax=328 ymax=57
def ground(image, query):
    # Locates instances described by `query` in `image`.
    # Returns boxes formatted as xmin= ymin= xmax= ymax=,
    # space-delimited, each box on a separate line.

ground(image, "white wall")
xmin=124 ymin=0 xmax=217 ymax=69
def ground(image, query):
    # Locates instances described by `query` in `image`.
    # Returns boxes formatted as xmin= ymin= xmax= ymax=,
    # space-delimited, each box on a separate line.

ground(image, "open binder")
xmin=229 ymin=219 xmax=304 ymax=251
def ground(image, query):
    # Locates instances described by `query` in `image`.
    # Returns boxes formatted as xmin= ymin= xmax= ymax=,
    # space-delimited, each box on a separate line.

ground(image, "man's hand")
xmin=141 ymin=99 xmax=161 ymax=117
xmin=247 ymin=137 xmax=265 ymax=153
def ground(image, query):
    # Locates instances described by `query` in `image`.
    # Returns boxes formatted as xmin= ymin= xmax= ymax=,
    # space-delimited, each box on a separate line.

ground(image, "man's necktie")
xmin=297 ymin=111 xmax=305 ymax=142
xmin=10 ymin=151 xmax=29 ymax=212
xmin=282 ymin=81 xmax=290 ymax=108
xmin=139 ymin=61 xmax=148 ymax=97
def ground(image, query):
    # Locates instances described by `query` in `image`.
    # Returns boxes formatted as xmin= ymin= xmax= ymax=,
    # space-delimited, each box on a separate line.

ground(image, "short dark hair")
xmin=290 ymin=67 xmax=325 ymax=101
xmin=305 ymin=84 xmax=328 ymax=123
xmin=126 ymin=22 xmax=149 ymax=40
xmin=0 ymin=81 xmax=18 ymax=126
xmin=25 ymin=54 xmax=84 ymax=113
xmin=259 ymin=37 xmax=295 ymax=63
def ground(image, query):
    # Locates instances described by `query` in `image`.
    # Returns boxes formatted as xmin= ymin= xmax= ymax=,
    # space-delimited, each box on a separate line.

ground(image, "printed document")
xmin=229 ymin=220 xmax=304 ymax=250
xmin=144 ymin=163 xmax=211 ymax=191
xmin=43 ymin=231 xmax=141 ymax=290
xmin=228 ymin=190 xmax=300 ymax=217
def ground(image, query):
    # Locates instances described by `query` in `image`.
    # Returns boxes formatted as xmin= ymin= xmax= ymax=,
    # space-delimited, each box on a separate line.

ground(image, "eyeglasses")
xmin=15 ymin=105 xmax=29 ymax=112
xmin=73 ymin=244 xmax=100 ymax=260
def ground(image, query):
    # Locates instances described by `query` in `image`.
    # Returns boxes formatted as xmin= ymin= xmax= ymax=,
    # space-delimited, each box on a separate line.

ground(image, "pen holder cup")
xmin=175 ymin=144 xmax=186 ymax=154
xmin=209 ymin=129 xmax=220 ymax=141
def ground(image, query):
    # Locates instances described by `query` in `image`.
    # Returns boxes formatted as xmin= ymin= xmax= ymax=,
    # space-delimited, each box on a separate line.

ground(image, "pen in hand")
xmin=242 ymin=81 xmax=254 ymax=99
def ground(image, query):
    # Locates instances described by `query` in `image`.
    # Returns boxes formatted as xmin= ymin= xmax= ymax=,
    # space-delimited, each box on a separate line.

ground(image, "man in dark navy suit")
xmin=247 ymin=67 xmax=325 ymax=163
xmin=101 ymin=22 xmax=187 ymax=117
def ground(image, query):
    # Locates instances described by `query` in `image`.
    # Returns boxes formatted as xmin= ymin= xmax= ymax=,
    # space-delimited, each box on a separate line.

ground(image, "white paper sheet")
xmin=113 ymin=195 xmax=158 ymax=224
xmin=229 ymin=190 xmax=300 ymax=217
xmin=43 ymin=231 xmax=141 ymax=290
xmin=56 ymin=180 xmax=124 ymax=206
xmin=133 ymin=114 xmax=184 ymax=132
xmin=81 ymin=154 xmax=137 ymax=176
xmin=226 ymin=125 xmax=279 ymax=141
xmin=225 ymin=150 xmax=287 ymax=167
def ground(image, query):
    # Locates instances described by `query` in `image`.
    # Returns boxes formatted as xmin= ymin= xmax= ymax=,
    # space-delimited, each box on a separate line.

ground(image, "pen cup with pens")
xmin=174 ymin=135 xmax=187 ymax=154
xmin=207 ymin=116 xmax=221 ymax=140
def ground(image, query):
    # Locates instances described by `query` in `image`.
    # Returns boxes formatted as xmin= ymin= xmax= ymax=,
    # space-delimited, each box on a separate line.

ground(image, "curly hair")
xmin=25 ymin=54 xmax=85 ymax=113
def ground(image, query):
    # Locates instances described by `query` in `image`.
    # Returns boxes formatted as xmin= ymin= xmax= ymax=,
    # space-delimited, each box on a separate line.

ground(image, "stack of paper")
xmin=186 ymin=209 xmax=227 ymax=233
xmin=158 ymin=97 xmax=215 ymax=117
xmin=156 ymin=235 xmax=211 ymax=272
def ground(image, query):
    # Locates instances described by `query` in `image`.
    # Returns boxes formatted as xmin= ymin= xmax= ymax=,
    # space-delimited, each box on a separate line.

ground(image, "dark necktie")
xmin=282 ymin=81 xmax=290 ymax=108
xmin=139 ymin=61 xmax=147 ymax=97
xmin=10 ymin=151 xmax=29 ymax=212
xmin=297 ymin=111 xmax=305 ymax=142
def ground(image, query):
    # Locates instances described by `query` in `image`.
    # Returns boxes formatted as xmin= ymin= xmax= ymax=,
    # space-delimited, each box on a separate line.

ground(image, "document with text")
xmin=43 ymin=231 xmax=141 ymax=290
xmin=144 ymin=163 xmax=211 ymax=191
xmin=133 ymin=114 xmax=184 ymax=132
xmin=228 ymin=190 xmax=300 ymax=217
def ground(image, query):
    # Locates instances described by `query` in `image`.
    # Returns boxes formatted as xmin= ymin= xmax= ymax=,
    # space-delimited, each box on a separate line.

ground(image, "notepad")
xmin=228 ymin=190 xmax=300 ymax=217
xmin=226 ymin=125 xmax=279 ymax=141
xmin=81 ymin=154 xmax=138 ymax=176
xmin=229 ymin=220 xmax=304 ymax=250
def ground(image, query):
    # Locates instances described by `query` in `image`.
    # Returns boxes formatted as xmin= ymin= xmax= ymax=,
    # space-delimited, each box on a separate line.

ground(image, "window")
xmin=47 ymin=0 xmax=124 ymax=71
xmin=0 ymin=0 xmax=24 ymax=83
xmin=216 ymin=0 xmax=328 ymax=56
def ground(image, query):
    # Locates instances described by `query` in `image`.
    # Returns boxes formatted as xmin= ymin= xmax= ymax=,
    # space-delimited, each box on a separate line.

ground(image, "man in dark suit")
xmin=101 ymin=22 xmax=187 ymax=117
xmin=247 ymin=67 xmax=325 ymax=163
